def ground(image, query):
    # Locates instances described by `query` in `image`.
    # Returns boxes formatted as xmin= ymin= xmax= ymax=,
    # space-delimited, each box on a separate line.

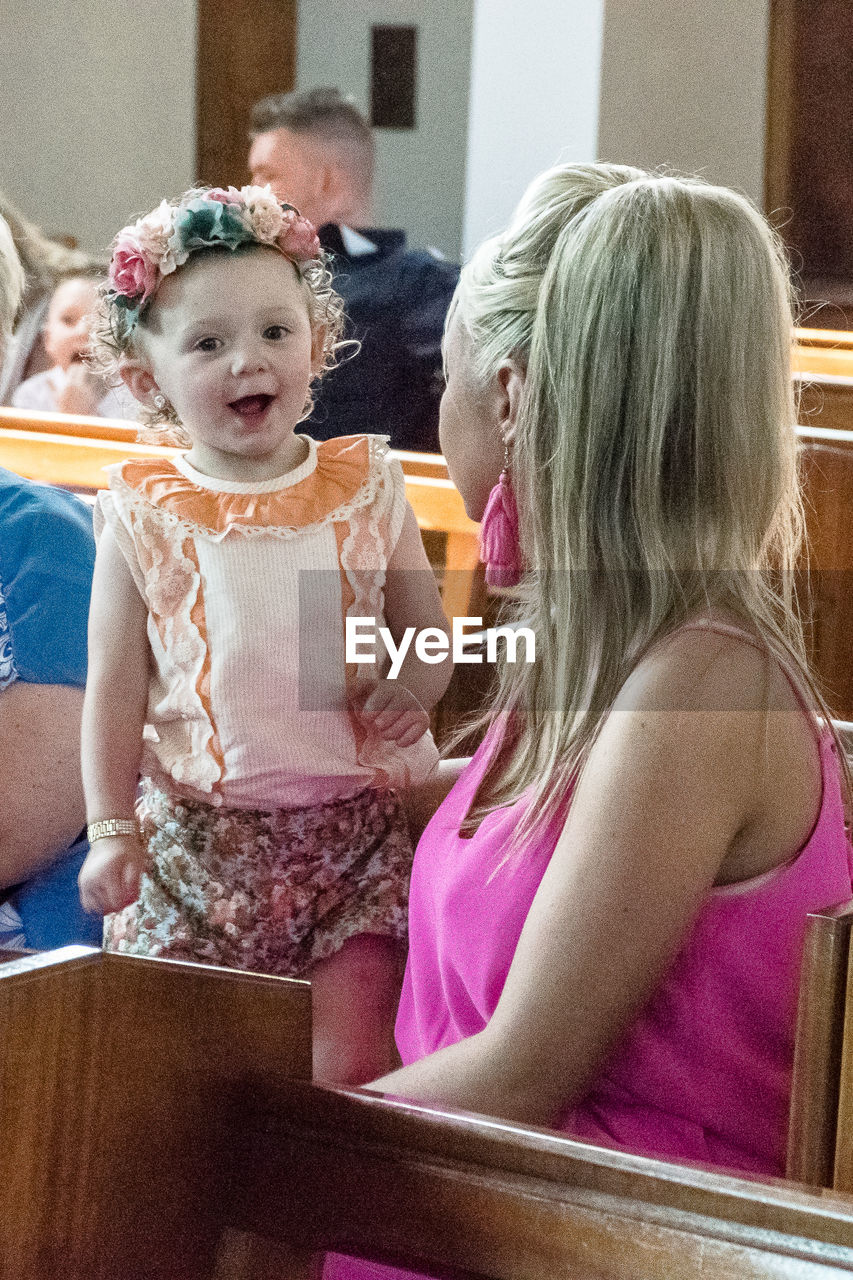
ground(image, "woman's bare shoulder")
xmin=616 ymin=619 xmax=803 ymax=718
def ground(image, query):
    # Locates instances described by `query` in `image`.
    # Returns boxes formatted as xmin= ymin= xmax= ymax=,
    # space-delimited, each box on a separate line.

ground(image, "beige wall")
xmin=597 ymin=0 xmax=771 ymax=207
xmin=0 ymin=0 xmax=196 ymax=256
xmin=0 ymin=0 xmax=774 ymax=265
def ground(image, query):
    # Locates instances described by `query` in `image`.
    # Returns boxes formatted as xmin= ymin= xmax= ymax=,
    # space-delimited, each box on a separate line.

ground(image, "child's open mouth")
xmin=229 ymin=393 xmax=274 ymax=419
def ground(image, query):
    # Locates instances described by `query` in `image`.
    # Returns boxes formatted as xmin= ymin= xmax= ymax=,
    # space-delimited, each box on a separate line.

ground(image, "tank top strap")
xmin=677 ymin=619 xmax=823 ymax=742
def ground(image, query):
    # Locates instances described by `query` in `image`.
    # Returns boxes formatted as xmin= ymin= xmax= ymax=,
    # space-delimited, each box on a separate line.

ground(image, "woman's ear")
xmin=118 ymin=354 xmax=159 ymax=407
xmin=496 ymin=359 xmax=526 ymax=446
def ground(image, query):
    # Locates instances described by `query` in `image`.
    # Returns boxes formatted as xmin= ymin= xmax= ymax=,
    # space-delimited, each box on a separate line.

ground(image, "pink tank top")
xmin=397 ymin=624 xmax=853 ymax=1177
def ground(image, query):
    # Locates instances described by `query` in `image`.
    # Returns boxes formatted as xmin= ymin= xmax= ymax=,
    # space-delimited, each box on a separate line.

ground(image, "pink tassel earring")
xmin=479 ymin=442 xmax=522 ymax=587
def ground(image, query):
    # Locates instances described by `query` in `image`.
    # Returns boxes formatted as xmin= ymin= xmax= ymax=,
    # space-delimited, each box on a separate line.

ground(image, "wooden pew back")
xmin=787 ymin=900 xmax=853 ymax=1187
xmin=794 ymin=328 xmax=853 ymax=380
xmin=0 ymin=411 xmax=851 ymax=713
xmin=798 ymin=427 xmax=853 ymax=717
xmin=0 ymin=948 xmax=311 ymax=1280
xmin=226 ymin=1086 xmax=853 ymax=1280
xmin=4 ymin=949 xmax=853 ymax=1279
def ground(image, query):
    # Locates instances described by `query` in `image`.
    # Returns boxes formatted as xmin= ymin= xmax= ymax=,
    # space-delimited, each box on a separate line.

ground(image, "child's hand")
xmin=353 ymin=681 xmax=430 ymax=747
xmin=78 ymin=834 xmax=148 ymax=916
xmin=56 ymin=362 xmax=103 ymax=416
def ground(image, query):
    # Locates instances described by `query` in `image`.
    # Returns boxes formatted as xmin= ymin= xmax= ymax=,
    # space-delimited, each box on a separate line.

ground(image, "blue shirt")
xmin=0 ymin=469 xmax=101 ymax=947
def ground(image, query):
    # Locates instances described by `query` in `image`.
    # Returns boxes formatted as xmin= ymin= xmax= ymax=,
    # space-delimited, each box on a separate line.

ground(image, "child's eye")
xmin=194 ymin=336 xmax=221 ymax=353
xmin=263 ymin=324 xmax=290 ymax=341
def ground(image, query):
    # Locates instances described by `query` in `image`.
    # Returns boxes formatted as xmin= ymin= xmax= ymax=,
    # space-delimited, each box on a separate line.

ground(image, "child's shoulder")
xmin=315 ymin=433 xmax=392 ymax=466
xmin=314 ymin=433 xmax=403 ymax=491
xmin=105 ymin=454 xmax=182 ymax=490
xmin=10 ymin=368 xmax=55 ymax=412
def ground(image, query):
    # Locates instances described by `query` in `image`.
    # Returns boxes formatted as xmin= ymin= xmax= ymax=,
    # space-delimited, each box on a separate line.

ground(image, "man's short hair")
xmin=250 ymin=87 xmax=374 ymax=175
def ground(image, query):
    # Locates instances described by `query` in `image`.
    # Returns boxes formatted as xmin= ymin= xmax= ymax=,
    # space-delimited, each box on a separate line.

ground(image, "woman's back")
xmin=397 ymin=623 xmax=853 ymax=1176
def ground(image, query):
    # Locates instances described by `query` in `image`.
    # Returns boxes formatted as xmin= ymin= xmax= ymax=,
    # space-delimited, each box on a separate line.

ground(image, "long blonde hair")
xmin=456 ymin=163 xmax=847 ymax=838
xmin=0 ymin=191 xmax=93 ymax=298
xmin=0 ymin=214 xmax=25 ymax=350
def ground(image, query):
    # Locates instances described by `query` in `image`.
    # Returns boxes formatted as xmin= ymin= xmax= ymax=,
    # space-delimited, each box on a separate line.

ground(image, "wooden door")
xmin=766 ymin=0 xmax=853 ymax=326
xmin=196 ymin=0 xmax=298 ymax=189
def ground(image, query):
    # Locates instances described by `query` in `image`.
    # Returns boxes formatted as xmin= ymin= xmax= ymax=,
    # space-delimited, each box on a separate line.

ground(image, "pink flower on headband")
xmin=277 ymin=210 xmax=321 ymax=261
xmin=108 ymin=232 xmax=158 ymax=304
xmin=206 ymin=187 xmax=244 ymax=207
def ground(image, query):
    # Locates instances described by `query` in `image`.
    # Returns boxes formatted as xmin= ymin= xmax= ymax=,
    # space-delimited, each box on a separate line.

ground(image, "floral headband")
xmin=106 ymin=185 xmax=322 ymax=333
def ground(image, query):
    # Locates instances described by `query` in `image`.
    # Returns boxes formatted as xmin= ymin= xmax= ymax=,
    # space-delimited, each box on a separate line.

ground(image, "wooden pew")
xmin=0 ymin=946 xmax=311 ymax=1280
xmin=788 ymin=899 xmax=853 ymax=1188
xmin=794 ymin=328 xmax=853 ymax=433
xmin=798 ymin=427 xmax=853 ymax=718
xmin=5 ymin=946 xmax=853 ymax=1280
xmin=794 ymin=328 xmax=853 ymax=380
xmin=0 ymin=412 xmax=850 ymax=712
xmin=788 ymin=725 xmax=853 ymax=1193
xmin=0 ymin=405 xmax=139 ymax=443
xmin=0 ymin=412 xmax=482 ymax=622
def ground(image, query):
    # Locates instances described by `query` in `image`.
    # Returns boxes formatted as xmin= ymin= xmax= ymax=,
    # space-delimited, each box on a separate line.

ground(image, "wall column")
xmin=462 ymin=0 xmax=605 ymax=257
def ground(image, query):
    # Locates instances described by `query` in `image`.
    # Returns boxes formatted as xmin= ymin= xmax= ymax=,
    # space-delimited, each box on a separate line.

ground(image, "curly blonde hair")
xmin=89 ymin=190 xmax=348 ymax=444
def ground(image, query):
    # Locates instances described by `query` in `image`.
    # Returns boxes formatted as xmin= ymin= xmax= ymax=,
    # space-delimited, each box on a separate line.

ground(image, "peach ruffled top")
xmin=96 ymin=434 xmax=439 ymax=809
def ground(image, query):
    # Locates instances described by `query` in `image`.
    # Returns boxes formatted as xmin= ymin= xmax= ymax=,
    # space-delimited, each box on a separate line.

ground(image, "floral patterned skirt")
xmin=103 ymin=781 xmax=413 ymax=977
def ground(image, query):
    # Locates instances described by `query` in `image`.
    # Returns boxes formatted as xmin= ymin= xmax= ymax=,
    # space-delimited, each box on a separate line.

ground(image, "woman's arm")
xmin=403 ymin=756 xmax=470 ymax=844
xmin=0 ymin=682 xmax=87 ymax=890
xmin=78 ymin=525 xmax=150 ymax=914
xmin=366 ymin=637 xmax=775 ymax=1123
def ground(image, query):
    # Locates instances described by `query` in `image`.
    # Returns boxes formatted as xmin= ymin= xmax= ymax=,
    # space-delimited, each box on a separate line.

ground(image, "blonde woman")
xmin=329 ymin=163 xmax=853 ymax=1277
xmin=0 ymin=214 xmax=24 ymax=346
xmin=0 ymin=191 xmax=95 ymax=404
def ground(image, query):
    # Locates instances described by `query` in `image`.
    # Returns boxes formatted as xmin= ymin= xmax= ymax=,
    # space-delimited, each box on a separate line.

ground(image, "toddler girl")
xmin=77 ymin=186 xmax=452 ymax=1084
xmin=12 ymin=274 xmax=137 ymax=418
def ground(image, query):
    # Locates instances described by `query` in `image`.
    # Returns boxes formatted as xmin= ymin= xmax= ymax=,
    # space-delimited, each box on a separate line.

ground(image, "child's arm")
xmin=403 ymin=757 xmax=470 ymax=842
xmin=356 ymin=503 xmax=454 ymax=746
xmin=78 ymin=525 xmax=150 ymax=916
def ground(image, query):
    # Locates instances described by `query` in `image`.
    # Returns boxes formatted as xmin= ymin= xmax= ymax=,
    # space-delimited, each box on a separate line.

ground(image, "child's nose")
xmin=231 ymin=344 xmax=268 ymax=376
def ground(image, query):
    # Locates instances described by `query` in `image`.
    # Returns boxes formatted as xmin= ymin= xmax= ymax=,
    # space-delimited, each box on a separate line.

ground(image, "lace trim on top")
xmin=108 ymin=434 xmax=391 ymax=544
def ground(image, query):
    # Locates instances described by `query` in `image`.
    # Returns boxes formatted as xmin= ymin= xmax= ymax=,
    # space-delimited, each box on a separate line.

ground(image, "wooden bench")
xmin=787 ymin=723 xmax=853 ymax=1193
xmin=5 ymin=946 xmax=853 ymax=1279
xmin=794 ymin=328 xmax=853 ymax=380
xmin=0 ymin=411 xmax=482 ymax=622
xmin=0 ymin=411 xmax=850 ymax=711
xmin=794 ymin=328 xmax=853 ymax=433
xmin=798 ymin=427 xmax=853 ymax=717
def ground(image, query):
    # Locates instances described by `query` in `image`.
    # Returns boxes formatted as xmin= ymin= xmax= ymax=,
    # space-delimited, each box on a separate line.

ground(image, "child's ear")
xmin=118 ymin=354 xmax=160 ymax=407
xmin=496 ymin=359 xmax=526 ymax=446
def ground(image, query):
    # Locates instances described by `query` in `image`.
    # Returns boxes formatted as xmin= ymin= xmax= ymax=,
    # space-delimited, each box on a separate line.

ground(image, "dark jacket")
xmin=303 ymin=224 xmax=459 ymax=453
